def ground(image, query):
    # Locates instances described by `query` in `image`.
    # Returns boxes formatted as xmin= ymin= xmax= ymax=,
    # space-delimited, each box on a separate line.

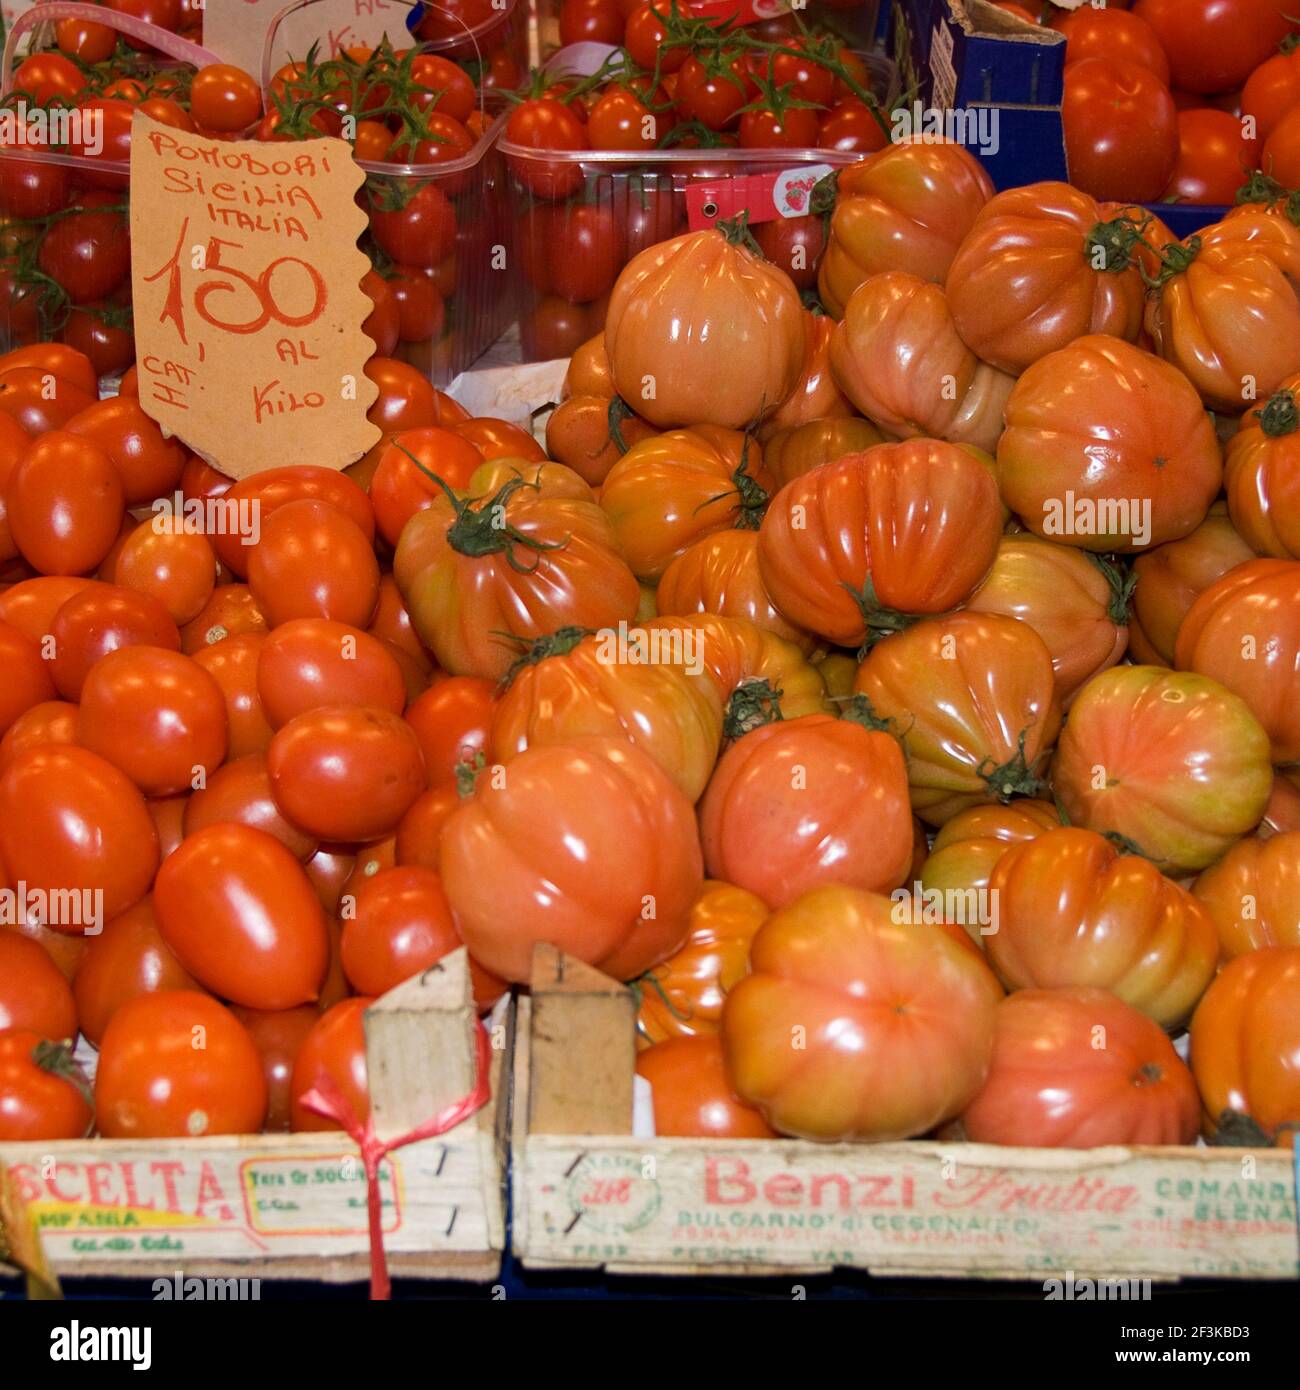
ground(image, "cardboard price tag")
xmin=129 ymin=113 xmax=381 ymax=480
xmin=685 ymin=165 xmax=834 ymax=231
xmin=202 ymin=0 xmax=414 ymax=83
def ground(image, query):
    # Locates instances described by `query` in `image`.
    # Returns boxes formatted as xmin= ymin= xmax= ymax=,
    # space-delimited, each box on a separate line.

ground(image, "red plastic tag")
xmin=685 ymin=165 xmax=834 ymax=231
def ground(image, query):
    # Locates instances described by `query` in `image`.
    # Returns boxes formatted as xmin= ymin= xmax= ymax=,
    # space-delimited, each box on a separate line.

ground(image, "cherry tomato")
xmin=12 ymin=53 xmax=83 ymax=104
xmin=388 ymin=266 xmax=446 ymax=343
xmin=38 ymin=193 xmax=131 ymax=301
xmin=504 ymin=98 xmax=587 ymax=200
xmin=67 ymin=100 xmax=135 ymax=187
xmin=56 ymin=16 xmax=116 ymax=64
xmin=361 ymin=269 xmax=400 ymax=357
xmin=818 ymin=99 xmax=890 ymax=154
xmin=409 ymin=54 xmax=477 ymax=123
xmin=369 ymin=183 xmax=457 ymax=268
xmin=676 ymin=52 xmax=752 ymax=130
xmin=588 ymin=86 xmax=670 ymax=152
xmin=60 ymin=302 xmax=136 ymax=379
xmin=0 ymin=935 xmax=78 ymax=1039
xmin=96 ymin=990 xmax=268 ymax=1137
xmin=561 ymin=0 xmax=625 ymax=44
xmin=625 ymin=2 xmax=688 ymax=73
xmin=189 ymin=63 xmax=262 ymax=133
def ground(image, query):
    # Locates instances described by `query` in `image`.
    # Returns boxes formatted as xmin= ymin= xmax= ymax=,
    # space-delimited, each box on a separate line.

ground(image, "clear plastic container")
xmin=500 ymin=47 xmax=898 ymax=360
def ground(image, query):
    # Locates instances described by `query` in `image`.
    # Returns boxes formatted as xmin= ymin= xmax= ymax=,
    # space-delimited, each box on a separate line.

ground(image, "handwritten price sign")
xmin=129 ymin=113 xmax=380 ymax=479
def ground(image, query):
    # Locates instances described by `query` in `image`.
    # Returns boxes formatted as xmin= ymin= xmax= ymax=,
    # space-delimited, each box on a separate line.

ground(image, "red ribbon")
xmin=299 ymin=1020 xmax=492 ymax=1300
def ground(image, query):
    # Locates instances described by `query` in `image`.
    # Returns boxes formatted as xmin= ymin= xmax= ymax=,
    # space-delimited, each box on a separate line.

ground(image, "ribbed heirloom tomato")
xmin=699 ymin=711 xmax=913 ymax=909
xmin=987 ymin=828 xmax=1218 ymax=1030
xmin=960 ymin=988 xmax=1200 ymax=1148
xmin=918 ymin=799 xmax=1061 ymax=919
xmin=757 ymin=441 xmax=1003 ymax=648
xmin=1053 ymin=666 xmax=1273 ymax=871
xmin=854 ymin=612 xmax=1062 ymax=826
xmin=722 ymin=885 xmax=1003 ymax=1142
xmin=637 ymin=1036 xmax=776 ymax=1139
xmin=1194 ymin=831 xmax=1300 ymax=958
xmin=440 ymin=737 xmax=703 ymax=983
xmin=1225 ymin=376 xmax=1300 ymax=558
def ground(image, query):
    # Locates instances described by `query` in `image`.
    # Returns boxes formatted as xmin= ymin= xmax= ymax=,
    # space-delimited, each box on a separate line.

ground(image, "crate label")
xmin=129 ymin=112 xmax=380 ymax=480
xmin=685 ymin=166 xmax=834 ymax=230
xmin=202 ymin=0 xmax=411 ymax=83
xmin=929 ymin=21 xmax=957 ymax=112
xmin=521 ymin=1140 xmax=1300 ymax=1278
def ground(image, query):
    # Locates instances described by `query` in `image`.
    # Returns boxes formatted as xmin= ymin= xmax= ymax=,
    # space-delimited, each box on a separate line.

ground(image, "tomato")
xmin=47 ymin=584 xmax=180 ymax=701
xmin=830 ymin=271 xmax=1015 ymax=454
xmin=366 ymin=357 xmax=462 ymax=433
xmin=635 ymin=881 xmax=767 ymax=1047
xmin=369 ymin=426 xmax=483 ymax=548
xmin=817 ymin=141 xmax=994 ymax=315
xmin=988 ymin=826 xmax=1217 ymax=1028
xmin=395 ymin=783 xmax=460 ymax=869
xmin=855 ymin=612 xmax=1062 ymax=826
xmin=1175 ymin=559 xmax=1300 ymax=762
xmin=289 ymin=996 xmax=373 ymax=1132
xmin=601 ymin=426 xmax=773 ymax=581
xmin=657 ymin=529 xmax=810 ymax=652
xmin=676 ymin=51 xmax=751 ymax=130
xmin=1193 ymin=829 xmax=1300 ymax=959
xmin=0 ymin=1030 xmax=92 ymax=1141
xmin=504 ymin=99 xmax=587 ymax=200
xmin=816 ymin=99 xmax=888 ymax=155
xmin=0 ymin=746 xmax=158 ymax=923
xmin=1263 ymin=101 xmax=1300 ymax=189
xmin=0 ymin=617 xmax=50 ymax=732
xmin=544 ymin=395 xmax=657 ymax=488
xmin=1128 ymin=502 xmax=1256 ymax=665
xmin=395 ymin=459 xmax=639 ymax=681
xmin=211 ymin=465 xmax=374 ymax=577
xmin=339 ymin=863 xmax=467 ymax=998
xmin=1134 ymin=0 xmax=1292 ymax=94
xmin=722 ymin=885 xmax=1000 ymax=1141
xmin=737 ymin=104 xmax=822 ymax=149
xmin=248 ymin=499 xmax=380 ymax=630
xmin=449 ymin=416 xmax=546 ymax=464
xmin=77 ymin=646 xmax=227 ymax=797
xmin=491 ymin=626 xmax=722 ymax=801
xmin=606 ymin=224 xmax=804 ymax=430
xmin=181 ymin=583 xmax=268 ymax=653
xmin=1225 ymin=375 xmax=1300 ymax=557
xmin=949 ymin=186 xmax=1148 ymax=374
xmin=58 ymin=301 xmax=132 ymax=378
xmin=189 ymin=63 xmax=262 ymax=133
xmin=112 ymin=519 xmax=216 ymax=626
xmin=760 ymin=417 xmax=885 ymax=487
xmin=758 ymin=441 xmax=1002 ymax=648
xmin=192 ymin=632 xmax=274 ymax=759
xmin=1061 ymin=58 xmax=1179 ymax=203
xmin=64 ymin=396 xmax=186 ymax=506
xmin=225 ymin=1005 xmax=315 ymax=1133
xmin=360 ymin=269 xmax=399 ymax=357
xmin=0 ymin=701 xmax=79 ymax=774
xmin=1164 ymin=108 xmax=1260 ymax=203
xmin=403 ymin=676 xmax=495 ymax=789
xmin=96 ymin=990 xmax=267 ymax=1138
xmin=0 ymin=366 xmax=96 ymax=434
xmin=1242 ymin=44 xmax=1300 ymax=142
xmin=0 ymin=130 xmax=70 ymax=220
xmin=154 ymin=823 xmax=328 ymax=1010
xmin=918 ymin=799 xmax=1061 ymax=923
xmin=12 ymin=52 xmax=83 ymax=103
xmin=636 ymin=1035 xmax=775 ymax=1138
xmin=1261 ymin=770 xmax=1300 ymax=837
xmin=0 ymin=934 xmax=77 ymax=1040
xmin=367 ymin=575 xmax=434 ymax=677
xmin=388 ymin=266 xmax=445 ymax=343
xmin=1053 ymin=665 xmax=1273 ymax=870
xmin=255 ymin=618 xmax=405 ymax=732
xmin=369 ymin=181 xmax=456 ymax=268
xmin=38 ymin=194 xmax=131 ymax=302
xmin=1146 ymin=211 xmax=1300 ymax=414
xmin=625 ymin=2 xmax=687 ymax=72
xmin=182 ymin=753 xmax=318 ymax=861
xmin=1191 ymin=945 xmax=1300 ymax=1143
xmin=0 ymin=577 xmax=93 ymax=643
xmin=408 ymin=54 xmax=477 ymax=123
xmin=7 ymin=431 xmax=124 ymax=576
xmin=441 ymin=736 xmax=702 ymax=983
xmin=587 ymin=85 xmax=671 ymax=152
xmin=522 ymin=295 xmax=596 ymax=360
xmin=267 ymin=705 xmax=426 ymax=842
xmin=549 ymin=205 xmax=628 ymax=306
xmin=961 ymin=987 xmax=1199 ymax=1147
xmin=700 ymin=710 xmax=912 ymax=907
xmin=999 ymin=335 xmax=1222 ymax=552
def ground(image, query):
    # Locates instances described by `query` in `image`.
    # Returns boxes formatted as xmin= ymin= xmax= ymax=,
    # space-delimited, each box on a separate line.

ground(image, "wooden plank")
xmin=527 ymin=945 xmax=636 ymax=1137
xmin=0 ymin=954 xmax=508 ymax=1283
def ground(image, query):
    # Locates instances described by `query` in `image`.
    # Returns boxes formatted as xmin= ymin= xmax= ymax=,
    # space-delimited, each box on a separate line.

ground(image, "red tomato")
xmin=182 ymin=753 xmax=318 ymax=861
xmin=409 ymin=54 xmax=477 ymax=123
xmin=290 ymin=996 xmax=374 ymax=1132
xmin=1164 ymin=108 xmax=1260 ymax=202
xmin=0 ymin=619 xmax=54 ymax=734
xmin=154 ymin=823 xmax=329 ymax=1009
xmin=441 ymin=737 xmax=703 ymax=983
xmin=360 ymin=269 xmax=400 ymax=357
xmin=189 ymin=63 xmax=262 ymax=133
xmin=229 ymin=1005 xmax=318 ymax=1132
xmin=248 ymin=499 xmax=380 ymax=629
xmin=0 ymin=1030 xmax=92 ymax=1140
xmin=1058 ymin=6 xmax=1171 ymax=83
xmin=676 ymin=52 xmax=751 ymax=130
xmin=369 ymin=427 xmax=483 ymax=548
xmin=96 ymin=990 xmax=267 ymax=1137
xmin=625 ymin=2 xmax=688 ymax=72
xmin=38 ymin=194 xmax=131 ymax=301
xmin=256 ymin=618 xmax=406 ymax=728
xmin=587 ymin=85 xmax=669 ymax=152
xmin=637 ymin=1035 xmax=776 ymax=1138
xmin=0 ymin=701 xmax=79 ymax=774
xmin=561 ymin=0 xmax=624 ymax=44
xmin=448 ymin=417 xmax=546 ymax=463
xmin=817 ymin=99 xmax=889 ymax=154
xmin=961 ymin=987 xmax=1199 ymax=1147
xmin=7 ymin=431 xmax=124 ymax=575
xmin=1242 ymin=45 xmax=1300 ymax=142
xmin=504 ymin=98 xmax=587 ymax=200
xmin=0 ymin=935 xmax=78 ymax=1039
xmin=0 ymin=575 xmax=96 ymax=643
xmin=739 ymin=105 xmax=822 ymax=149
xmin=1133 ymin=0 xmax=1293 ymax=94
xmin=180 ymin=583 xmax=268 ymax=653
xmin=546 ymin=205 xmax=626 ymax=305
xmin=192 ymin=632 xmax=273 ymax=759
xmin=267 ymin=705 xmax=426 ymax=842
xmin=722 ymin=885 xmax=1002 ymax=1141
xmin=1263 ymin=101 xmax=1300 ymax=184
xmin=700 ymin=713 xmax=913 ymax=908
xmin=64 ymin=396 xmax=187 ymax=506
xmin=388 ymin=266 xmax=446 ymax=343
xmin=1063 ymin=57 xmax=1179 ymax=202
xmin=404 ymin=676 xmax=495 ymax=788
xmin=0 ymin=366 xmax=96 ymax=434
xmin=12 ymin=52 xmax=83 ymax=104
xmin=395 ymin=784 xmax=461 ymax=869
xmin=112 ymin=520 xmax=216 ymax=627
xmin=73 ymin=895 xmax=201 ymax=1046
xmin=47 ymin=583 xmax=180 ymax=701
xmin=77 ymin=646 xmax=228 ymax=797
xmin=339 ymin=864 xmax=463 ymax=996
xmin=369 ymin=182 xmax=457 ymax=268
xmin=1194 ymin=830 xmax=1300 ymax=957
xmin=366 ymin=358 xmax=463 ymax=433
xmin=0 ymin=746 xmax=159 ymax=923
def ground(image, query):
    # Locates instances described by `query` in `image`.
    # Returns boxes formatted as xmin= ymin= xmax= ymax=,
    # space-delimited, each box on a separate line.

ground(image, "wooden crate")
xmin=0 ymin=951 xmax=510 ymax=1285
xmin=511 ymin=947 xmax=1299 ymax=1281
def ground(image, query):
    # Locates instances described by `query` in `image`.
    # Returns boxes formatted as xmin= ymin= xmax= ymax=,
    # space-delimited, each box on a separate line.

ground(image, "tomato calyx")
xmin=714 ymin=210 xmax=763 ymax=256
xmin=1088 ymin=552 xmax=1138 ymax=625
xmin=1101 ymin=830 xmax=1158 ymax=862
xmin=1144 ymin=235 xmax=1202 ymax=291
xmin=1257 ymin=387 xmax=1299 ymax=438
xmin=498 ymin=624 xmax=590 ymax=687
xmin=1084 ymin=215 xmax=1151 ymax=275
xmin=698 ymin=438 xmax=769 ymax=527
xmin=31 ymin=1038 xmax=94 ymax=1112
xmin=1206 ymin=1109 xmax=1276 ymax=1148
xmin=723 ymin=677 xmax=784 ymax=738
xmin=840 ymin=692 xmax=898 ymax=736
xmin=845 ymin=577 xmax=919 ymax=653
xmin=628 ymin=965 xmax=694 ymax=1024
xmin=436 ymin=470 xmax=570 ymax=574
xmin=976 ymin=728 xmax=1050 ymax=803
xmin=608 ymin=395 xmax=636 ymax=454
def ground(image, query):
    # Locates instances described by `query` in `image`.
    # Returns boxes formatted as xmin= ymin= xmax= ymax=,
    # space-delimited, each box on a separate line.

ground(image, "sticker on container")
xmin=685 ymin=165 xmax=835 ymax=231
xmin=203 ymin=0 xmax=413 ymax=83
xmin=129 ymin=112 xmax=381 ymax=480
xmin=684 ymin=0 xmax=789 ymax=26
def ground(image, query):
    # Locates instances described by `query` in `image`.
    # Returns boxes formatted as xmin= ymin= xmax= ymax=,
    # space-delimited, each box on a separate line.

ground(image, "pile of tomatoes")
xmin=996 ymin=0 xmax=1300 ymax=205
xmin=0 ymin=10 xmax=515 ymax=381
xmin=504 ymin=2 xmax=890 ymax=358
